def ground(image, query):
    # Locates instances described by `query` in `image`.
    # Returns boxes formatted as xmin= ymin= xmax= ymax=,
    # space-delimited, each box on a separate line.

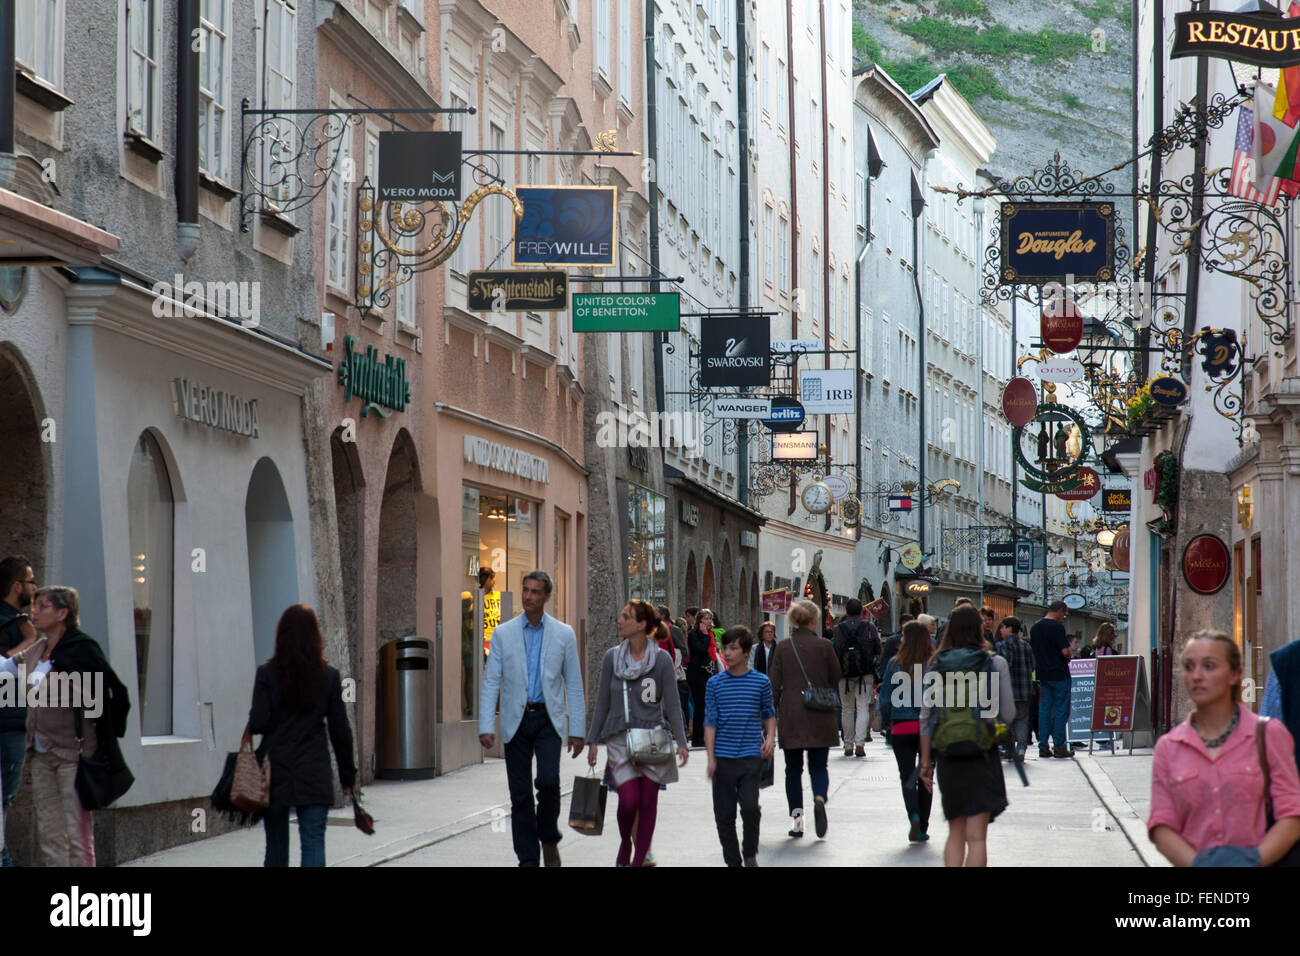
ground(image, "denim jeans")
xmin=1038 ymin=679 xmax=1070 ymax=751
xmin=1 ymin=730 xmax=25 ymax=866
xmin=263 ymin=804 xmax=329 ymax=867
xmin=783 ymin=747 xmax=829 ymax=814
xmin=504 ymin=706 xmax=562 ymax=866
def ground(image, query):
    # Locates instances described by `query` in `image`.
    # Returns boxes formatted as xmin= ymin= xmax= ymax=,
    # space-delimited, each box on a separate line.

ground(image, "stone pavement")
xmin=123 ymin=739 xmax=1160 ymax=867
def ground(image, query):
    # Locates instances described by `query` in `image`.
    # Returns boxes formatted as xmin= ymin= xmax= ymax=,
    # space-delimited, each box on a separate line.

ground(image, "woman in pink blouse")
xmin=1148 ymin=630 xmax=1300 ymax=866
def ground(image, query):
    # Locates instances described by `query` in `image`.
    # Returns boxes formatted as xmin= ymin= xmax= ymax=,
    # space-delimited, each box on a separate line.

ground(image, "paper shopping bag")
xmin=567 ymin=772 xmax=607 ymax=836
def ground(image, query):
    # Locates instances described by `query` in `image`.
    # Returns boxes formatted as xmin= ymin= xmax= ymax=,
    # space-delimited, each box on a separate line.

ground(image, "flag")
xmin=1232 ymin=107 xmax=1283 ymax=204
xmin=888 ymin=495 xmax=912 ymax=512
xmin=1275 ymin=2 xmax=1300 ymax=126
xmin=1251 ymin=90 xmax=1300 ymax=195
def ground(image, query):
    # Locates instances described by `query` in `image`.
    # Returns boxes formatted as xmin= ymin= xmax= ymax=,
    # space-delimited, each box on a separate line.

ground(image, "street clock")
xmin=801 ymin=481 xmax=833 ymax=514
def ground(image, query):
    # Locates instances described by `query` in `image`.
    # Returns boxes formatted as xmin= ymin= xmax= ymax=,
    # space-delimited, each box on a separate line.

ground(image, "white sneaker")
xmin=788 ymin=809 xmax=805 ymax=838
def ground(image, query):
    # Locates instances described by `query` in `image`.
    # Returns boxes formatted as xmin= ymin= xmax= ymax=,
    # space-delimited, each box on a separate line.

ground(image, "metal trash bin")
xmin=377 ymin=637 xmax=436 ymax=779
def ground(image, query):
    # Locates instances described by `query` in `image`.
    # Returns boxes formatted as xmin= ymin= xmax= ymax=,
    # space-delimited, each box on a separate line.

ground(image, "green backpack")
xmin=931 ymin=651 xmax=1006 ymax=757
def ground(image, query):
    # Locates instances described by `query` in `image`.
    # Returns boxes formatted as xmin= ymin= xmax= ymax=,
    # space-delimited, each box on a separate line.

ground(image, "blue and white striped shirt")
xmin=704 ymin=669 xmax=774 ymax=759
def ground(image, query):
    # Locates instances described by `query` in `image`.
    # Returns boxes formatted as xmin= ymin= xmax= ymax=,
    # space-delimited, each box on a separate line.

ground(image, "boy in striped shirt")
xmin=706 ymin=626 xmax=776 ymax=867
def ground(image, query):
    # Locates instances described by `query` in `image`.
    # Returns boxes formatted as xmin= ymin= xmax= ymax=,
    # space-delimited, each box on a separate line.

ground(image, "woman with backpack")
xmin=880 ymin=620 xmax=935 ymax=843
xmin=918 ymin=605 xmax=1015 ymax=867
xmin=831 ymin=600 xmax=881 ymax=756
xmin=1088 ymin=622 xmax=1117 ymax=658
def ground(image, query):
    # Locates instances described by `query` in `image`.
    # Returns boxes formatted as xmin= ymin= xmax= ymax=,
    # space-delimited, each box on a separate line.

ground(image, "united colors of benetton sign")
xmin=1172 ymin=11 xmax=1300 ymax=67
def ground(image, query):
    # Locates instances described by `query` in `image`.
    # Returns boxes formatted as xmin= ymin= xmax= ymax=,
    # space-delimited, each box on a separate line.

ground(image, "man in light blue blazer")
xmin=479 ymin=570 xmax=585 ymax=867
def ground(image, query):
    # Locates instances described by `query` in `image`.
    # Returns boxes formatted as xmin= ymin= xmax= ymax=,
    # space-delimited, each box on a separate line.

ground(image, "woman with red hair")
xmin=250 ymin=604 xmax=356 ymax=867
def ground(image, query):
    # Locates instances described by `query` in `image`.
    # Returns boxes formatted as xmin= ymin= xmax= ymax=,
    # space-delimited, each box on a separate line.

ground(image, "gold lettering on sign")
xmin=1207 ymin=21 xmax=1226 ymax=43
xmin=1015 ymin=229 xmax=1098 ymax=260
xmin=1186 ymin=21 xmax=1206 ymax=43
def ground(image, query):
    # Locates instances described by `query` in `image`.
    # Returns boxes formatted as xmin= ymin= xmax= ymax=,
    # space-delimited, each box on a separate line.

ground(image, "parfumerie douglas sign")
xmin=1172 ymin=11 xmax=1300 ymax=67
xmin=572 ymin=292 xmax=680 ymax=332
xmin=172 ymin=379 xmax=259 ymax=438
xmin=999 ymin=202 xmax=1115 ymax=285
xmin=377 ymin=131 xmax=462 ymax=201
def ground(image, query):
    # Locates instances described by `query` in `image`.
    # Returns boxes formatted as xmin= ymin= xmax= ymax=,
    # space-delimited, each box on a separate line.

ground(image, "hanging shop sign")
xmin=799 ymin=368 xmax=855 ymax=413
xmin=377 ymin=130 xmax=462 ymax=201
xmin=889 ymin=495 xmax=913 ymax=512
xmin=999 ymin=202 xmax=1116 ymax=285
xmin=1102 ymin=488 xmax=1132 ymax=513
xmin=701 ymin=315 xmax=771 ymax=387
xmin=772 ymin=430 xmax=818 ymax=461
xmin=900 ymin=542 xmax=923 ymax=570
xmin=1111 ymin=530 xmax=1131 ymax=572
xmin=762 ymin=588 xmax=792 ymax=614
xmin=1002 ymin=377 xmax=1038 ymax=427
xmin=1014 ymin=541 xmax=1034 ymax=575
xmin=1062 ymin=593 xmax=1087 ymax=611
xmin=1038 ymin=358 xmax=1084 ymax=383
xmin=1197 ymin=328 xmax=1240 ymax=378
xmin=1182 ymin=533 xmax=1231 ymax=595
xmin=865 ymin=597 xmax=890 ymax=619
xmin=466 ymin=270 xmax=568 ymax=312
xmin=338 ymin=335 xmax=411 ymax=418
xmin=513 ymin=185 xmax=617 ymax=267
xmin=905 ymin=580 xmax=931 ymax=596
xmin=1040 ymin=299 xmax=1085 ymax=354
xmin=714 ymin=397 xmax=773 ymax=419
xmin=678 ymin=500 xmax=700 ymax=527
xmin=1171 ymin=10 xmax=1300 ymax=68
xmin=764 ymin=396 xmax=805 ymax=432
xmin=1150 ymin=376 xmax=1188 ymax=407
xmin=771 ymin=338 xmax=823 ymax=353
xmin=1012 ymin=402 xmax=1093 ymax=494
xmin=740 ymin=531 xmax=758 ymax=549
xmin=1056 ymin=466 xmax=1101 ymax=502
xmin=987 ymin=541 xmax=1016 ymax=566
xmin=171 ymin=378 xmax=260 ymax=438
xmin=463 ymin=435 xmax=550 ymax=484
xmin=823 ymin=475 xmax=852 ymax=500
xmin=571 ymin=292 xmax=680 ymax=332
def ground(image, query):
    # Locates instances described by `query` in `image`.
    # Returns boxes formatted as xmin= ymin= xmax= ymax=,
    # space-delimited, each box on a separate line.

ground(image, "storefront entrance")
xmin=0 ymin=346 xmax=47 ymax=565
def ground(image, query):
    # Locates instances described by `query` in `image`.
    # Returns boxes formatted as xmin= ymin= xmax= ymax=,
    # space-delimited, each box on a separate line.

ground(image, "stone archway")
xmin=720 ymin=541 xmax=734 ymax=626
xmin=702 ymin=555 xmax=715 ymax=617
xmin=752 ymin=572 xmax=760 ymax=624
xmin=245 ymin=458 xmax=298 ymax=667
xmin=737 ymin=565 xmax=747 ymax=627
xmin=330 ymin=428 xmax=365 ymax=679
xmin=684 ymin=551 xmax=698 ymax=610
xmin=377 ymin=431 xmax=420 ymax=650
xmin=0 ymin=346 xmax=47 ymax=566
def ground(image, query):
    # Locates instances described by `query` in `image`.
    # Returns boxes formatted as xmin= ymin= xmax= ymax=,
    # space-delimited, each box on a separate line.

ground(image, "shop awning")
xmin=0 ymin=187 xmax=120 ymax=265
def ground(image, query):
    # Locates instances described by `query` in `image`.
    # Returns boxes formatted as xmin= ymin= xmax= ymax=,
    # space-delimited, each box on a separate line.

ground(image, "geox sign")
xmin=1171 ymin=10 xmax=1300 ymax=67
xmin=700 ymin=315 xmax=770 ymax=387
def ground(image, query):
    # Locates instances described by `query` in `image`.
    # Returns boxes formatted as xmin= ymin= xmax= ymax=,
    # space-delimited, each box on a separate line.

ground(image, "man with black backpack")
xmin=832 ymin=600 xmax=882 ymax=756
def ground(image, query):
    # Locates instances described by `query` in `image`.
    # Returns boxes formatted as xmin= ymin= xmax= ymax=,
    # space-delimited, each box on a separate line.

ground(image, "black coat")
xmin=251 ymin=663 xmax=356 ymax=807
xmin=752 ymin=639 xmax=777 ymax=675
xmin=686 ymin=628 xmax=715 ymax=680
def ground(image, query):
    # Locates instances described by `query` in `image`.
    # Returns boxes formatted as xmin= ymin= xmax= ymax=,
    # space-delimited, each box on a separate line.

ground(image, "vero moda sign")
xmin=700 ymin=315 xmax=770 ymax=387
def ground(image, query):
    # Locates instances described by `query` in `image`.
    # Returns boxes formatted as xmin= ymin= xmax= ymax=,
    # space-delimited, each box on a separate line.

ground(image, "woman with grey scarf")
xmin=586 ymin=600 xmax=689 ymax=866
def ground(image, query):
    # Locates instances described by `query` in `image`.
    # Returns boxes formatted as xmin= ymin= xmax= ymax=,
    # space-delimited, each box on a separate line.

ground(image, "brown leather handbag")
xmin=231 ymin=723 xmax=271 ymax=812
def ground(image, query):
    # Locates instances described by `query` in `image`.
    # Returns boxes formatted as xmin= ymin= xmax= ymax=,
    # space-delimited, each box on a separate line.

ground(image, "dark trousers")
xmin=504 ymin=706 xmax=562 ymax=866
xmin=783 ymin=747 xmax=829 ymax=814
xmin=263 ymin=804 xmax=329 ymax=867
xmin=1 ymin=730 xmax=25 ymax=866
xmin=889 ymin=733 xmax=932 ymax=832
xmin=688 ymin=673 xmax=709 ymax=746
xmin=712 ymin=755 xmax=762 ymax=866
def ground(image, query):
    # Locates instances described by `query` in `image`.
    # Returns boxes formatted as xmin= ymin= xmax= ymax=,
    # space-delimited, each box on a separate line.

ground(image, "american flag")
xmin=1231 ymin=107 xmax=1282 ymax=205
xmin=1231 ymin=106 xmax=1300 ymax=204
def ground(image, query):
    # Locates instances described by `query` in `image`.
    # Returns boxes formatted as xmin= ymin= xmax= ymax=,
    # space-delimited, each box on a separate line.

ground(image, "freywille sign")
xmin=377 ymin=131 xmax=462 ymax=201
xmin=701 ymin=315 xmax=770 ymax=387
xmin=466 ymin=270 xmax=567 ymax=312
xmin=1171 ymin=11 xmax=1300 ymax=67
xmin=171 ymin=379 xmax=260 ymax=438
xmin=338 ymin=335 xmax=411 ymax=418
xmin=513 ymin=186 xmax=617 ymax=267
xmin=1182 ymin=533 xmax=1230 ymax=595
xmin=1000 ymin=202 xmax=1115 ymax=284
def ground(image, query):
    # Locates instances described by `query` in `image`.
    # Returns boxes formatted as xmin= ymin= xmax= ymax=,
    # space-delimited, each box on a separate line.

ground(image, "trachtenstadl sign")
xmin=464 ymin=436 xmax=550 ymax=484
xmin=171 ymin=378 xmax=260 ymax=438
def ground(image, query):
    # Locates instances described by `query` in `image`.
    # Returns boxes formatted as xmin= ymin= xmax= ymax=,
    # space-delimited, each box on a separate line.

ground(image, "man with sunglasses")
xmin=0 ymin=556 xmax=40 ymax=866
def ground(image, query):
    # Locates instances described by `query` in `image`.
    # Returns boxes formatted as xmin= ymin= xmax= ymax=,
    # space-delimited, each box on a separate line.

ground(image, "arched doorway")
xmin=702 ymin=555 xmax=715 ymax=616
xmin=684 ymin=552 xmax=698 ymax=609
xmin=377 ymin=431 xmax=419 ymax=648
xmin=245 ymin=458 xmax=298 ymax=666
xmin=330 ymin=428 xmax=364 ymax=673
xmin=0 ymin=347 xmax=47 ymax=564
xmin=720 ymin=542 xmax=733 ymax=626
xmin=737 ymin=565 xmax=746 ymax=627
xmin=751 ymin=572 xmax=760 ymax=624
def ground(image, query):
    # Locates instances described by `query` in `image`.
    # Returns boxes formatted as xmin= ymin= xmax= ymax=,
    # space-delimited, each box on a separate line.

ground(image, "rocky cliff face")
xmin=853 ymin=0 xmax=1134 ymax=188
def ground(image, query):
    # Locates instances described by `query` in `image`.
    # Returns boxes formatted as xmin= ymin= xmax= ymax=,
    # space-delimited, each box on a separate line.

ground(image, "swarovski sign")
xmin=700 ymin=315 xmax=770 ymax=387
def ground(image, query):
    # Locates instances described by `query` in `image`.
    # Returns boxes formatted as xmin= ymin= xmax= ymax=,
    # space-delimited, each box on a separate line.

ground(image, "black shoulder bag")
xmin=789 ymin=635 xmax=840 ymax=712
xmin=73 ymin=707 xmax=134 ymax=811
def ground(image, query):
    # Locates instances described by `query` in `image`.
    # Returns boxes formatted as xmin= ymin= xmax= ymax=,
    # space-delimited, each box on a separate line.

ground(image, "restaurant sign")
xmin=1171 ymin=11 xmax=1300 ymax=67
xmin=338 ymin=335 xmax=411 ymax=418
xmin=1182 ymin=533 xmax=1230 ymax=595
xmin=999 ymin=202 xmax=1115 ymax=285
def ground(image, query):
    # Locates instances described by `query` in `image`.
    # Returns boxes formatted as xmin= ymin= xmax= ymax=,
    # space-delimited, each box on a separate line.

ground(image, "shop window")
xmin=626 ymin=485 xmax=666 ymax=606
xmin=461 ymin=486 xmax=540 ymax=663
xmin=128 ymin=430 xmax=174 ymax=737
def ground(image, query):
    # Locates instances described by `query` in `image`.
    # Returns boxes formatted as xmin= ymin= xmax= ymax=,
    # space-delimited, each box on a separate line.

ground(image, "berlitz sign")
xmin=1182 ymin=533 xmax=1230 ymax=595
xmin=171 ymin=379 xmax=260 ymax=438
xmin=1171 ymin=11 xmax=1300 ymax=67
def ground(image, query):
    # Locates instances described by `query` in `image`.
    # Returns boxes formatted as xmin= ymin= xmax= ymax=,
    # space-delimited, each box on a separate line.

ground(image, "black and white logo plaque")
xmin=377 ymin=130 xmax=462 ymax=201
xmin=700 ymin=315 xmax=770 ymax=388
